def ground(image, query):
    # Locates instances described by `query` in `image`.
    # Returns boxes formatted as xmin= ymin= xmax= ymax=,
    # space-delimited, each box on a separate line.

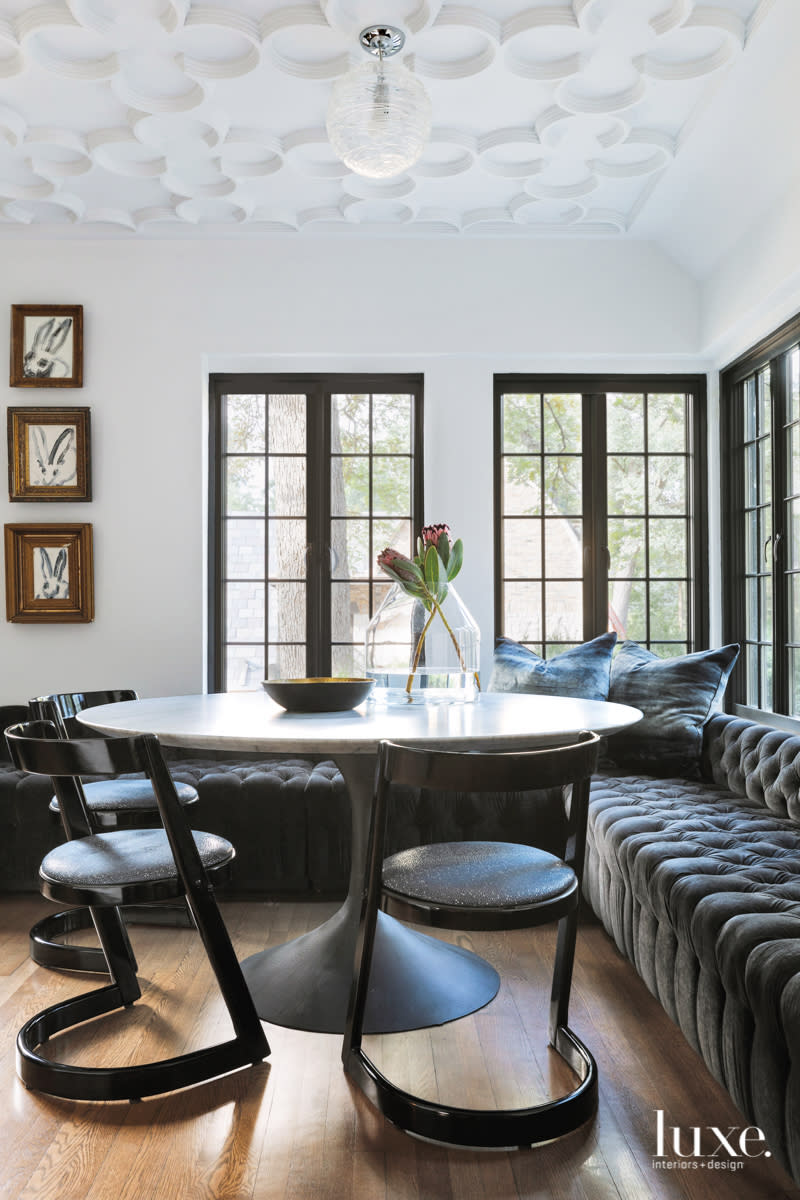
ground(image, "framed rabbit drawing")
xmin=4 ymin=523 xmax=93 ymax=622
xmin=8 ymin=408 xmax=91 ymax=501
xmin=10 ymin=304 xmax=83 ymax=387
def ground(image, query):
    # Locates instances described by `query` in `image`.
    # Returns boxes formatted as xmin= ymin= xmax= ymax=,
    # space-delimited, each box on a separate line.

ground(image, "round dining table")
xmin=80 ymin=690 xmax=641 ymax=1035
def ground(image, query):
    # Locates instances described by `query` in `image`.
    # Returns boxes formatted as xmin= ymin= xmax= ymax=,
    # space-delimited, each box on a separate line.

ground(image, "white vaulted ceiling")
xmin=0 ymin=0 xmax=791 ymax=265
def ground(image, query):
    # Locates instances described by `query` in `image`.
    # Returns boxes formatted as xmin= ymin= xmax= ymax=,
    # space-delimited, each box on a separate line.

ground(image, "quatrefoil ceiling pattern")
xmin=0 ymin=0 xmax=774 ymax=234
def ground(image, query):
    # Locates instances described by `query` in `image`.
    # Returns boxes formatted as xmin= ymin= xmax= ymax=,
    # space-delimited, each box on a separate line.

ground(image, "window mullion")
xmin=583 ymin=393 xmax=607 ymax=639
xmin=772 ymin=354 xmax=789 ymax=713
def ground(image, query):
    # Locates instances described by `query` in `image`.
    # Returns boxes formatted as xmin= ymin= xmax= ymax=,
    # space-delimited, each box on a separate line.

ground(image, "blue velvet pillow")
xmin=606 ymin=640 xmax=740 ymax=776
xmin=488 ymin=633 xmax=617 ymax=701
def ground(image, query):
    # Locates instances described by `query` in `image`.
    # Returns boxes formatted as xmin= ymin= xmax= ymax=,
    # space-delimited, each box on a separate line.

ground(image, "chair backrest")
xmin=377 ymin=731 xmax=601 ymax=875
xmin=5 ymin=721 xmax=199 ymax=878
xmin=378 ymin=731 xmax=600 ymax=794
xmin=29 ymin=690 xmax=138 ymax=739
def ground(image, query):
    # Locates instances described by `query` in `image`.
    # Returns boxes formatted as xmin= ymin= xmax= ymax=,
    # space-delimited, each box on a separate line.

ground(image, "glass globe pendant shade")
xmin=326 ymin=57 xmax=432 ymax=180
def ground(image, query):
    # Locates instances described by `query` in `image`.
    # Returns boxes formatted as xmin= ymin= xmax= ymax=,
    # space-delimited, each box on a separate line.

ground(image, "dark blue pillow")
xmin=606 ymin=640 xmax=740 ymax=776
xmin=488 ymin=633 xmax=617 ymax=701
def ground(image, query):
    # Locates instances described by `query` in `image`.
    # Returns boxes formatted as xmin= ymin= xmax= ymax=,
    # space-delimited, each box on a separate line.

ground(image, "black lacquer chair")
xmin=27 ymin=690 xmax=199 ymax=972
xmin=343 ymin=730 xmax=601 ymax=1149
xmin=6 ymin=720 xmax=269 ymax=1102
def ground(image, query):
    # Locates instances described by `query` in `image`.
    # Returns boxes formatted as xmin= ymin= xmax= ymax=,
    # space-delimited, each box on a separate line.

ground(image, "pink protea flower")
xmin=421 ymin=523 xmax=450 ymax=551
xmin=377 ymin=547 xmax=420 ymax=585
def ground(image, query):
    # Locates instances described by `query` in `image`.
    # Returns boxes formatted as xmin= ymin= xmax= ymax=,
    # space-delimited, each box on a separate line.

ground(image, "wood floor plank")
xmin=0 ymin=896 xmax=797 ymax=1200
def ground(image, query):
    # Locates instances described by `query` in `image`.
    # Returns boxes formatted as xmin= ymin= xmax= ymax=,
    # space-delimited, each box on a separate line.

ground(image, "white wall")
xmin=702 ymin=180 xmax=800 ymax=369
xmin=0 ymin=234 xmax=705 ymax=703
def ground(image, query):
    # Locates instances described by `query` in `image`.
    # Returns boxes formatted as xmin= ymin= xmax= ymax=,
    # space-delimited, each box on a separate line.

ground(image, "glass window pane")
xmin=503 ymin=518 xmax=541 ymax=579
xmin=790 ymin=574 xmax=800 ymax=641
xmin=372 ymin=394 xmax=411 ymax=453
xmin=609 ymin=580 xmax=646 ymax=642
xmin=226 ymin=395 xmax=265 ymax=454
xmin=648 ymin=457 xmax=687 ymax=515
xmin=647 ymin=394 xmax=686 ymax=453
xmin=544 ymin=517 xmax=582 ymax=578
xmin=332 ymin=394 xmax=369 ymax=453
xmin=331 ymin=519 xmax=369 ymax=579
xmin=791 ymin=646 xmax=800 ymax=717
xmin=744 ymin=376 xmax=757 ymax=441
xmin=373 ymin=519 xmax=412 ymax=566
xmin=372 ymin=456 xmax=411 ymax=516
xmin=790 ymin=425 xmax=800 ymax=498
xmin=648 ymin=581 xmax=688 ymax=642
xmin=544 ymin=582 xmax=582 ymax=641
xmin=760 ymin=437 xmax=772 ymax=500
xmin=746 ymin=576 xmax=758 ymax=636
xmin=746 ymin=643 xmax=759 ymax=707
xmin=649 ymin=643 xmax=688 ymax=659
xmin=543 ymin=457 xmax=581 ymax=515
xmin=504 ymin=457 xmax=541 ymax=515
xmin=608 ymin=456 xmax=645 ymax=515
xmin=504 ymin=583 xmax=542 ymax=642
xmin=543 ymin=395 xmax=582 ymax=453
xmin=332 ymin=581 xmax=371 ymax=645
xmin=267 ymin=582 xmax=305 ymax=643
xmin=761 ymin=575 xmax=773 ymax=641
xmin=789 ymin=497 xmax=800 ymax=568
xmin=503 ymin=394 xmax=540 ymax=453
xmin=607 ymin=394 xmax=644 ymax=453
xmin=226 ymin=645 xmax=264 ymax=691
xmin=267 ymin=519 xmax=307 ymax=578
xmin=744 ymin=443 xmax=758 ymax=507
xmin=268 ymin=456 xmax=306 ymax=516
xmin=226 ymin=581 xmax=264 ymax=643
xmin=268 ymin=394 xmax=305 ymax=453
xmin=372 ymin=581 xmax=392 ymax=613
xmin=267 ymin=644 xmax=305 ymax=679
xmin=332 ymin=644 xmax=362 ymax=677
xmin=759 ymin=504 xmax=772 ymax=558
xmin=225 ymin=519 xmax=264 ymax=580
xmin=762 ymin=644 xmax=773 ymax=711
xmin=225 ymin=457 xmax=265 ymax=515
xmin=331 ymin=456 xmax=369 ymax=517
xmin=758 ymin=368 xmax=771 ymax=436
xmin=745 ymin=509 xmax=759 ymax=573
xmin=608 ymin=518 xmax=645 ymax=579
xmin=791 ymin=348 xmax=800 ymax=424
xmin=648 ymin=519 xmax=687 ymax=578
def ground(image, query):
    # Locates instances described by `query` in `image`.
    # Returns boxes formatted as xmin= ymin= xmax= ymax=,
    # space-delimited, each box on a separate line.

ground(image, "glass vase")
xmin=365 ymin=581 xmax=480 ymax=705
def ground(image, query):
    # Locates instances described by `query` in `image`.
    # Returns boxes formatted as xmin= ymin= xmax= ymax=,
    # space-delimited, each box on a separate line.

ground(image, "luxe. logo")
xmin=652 ymin=1110 xmax=771 ymax=1174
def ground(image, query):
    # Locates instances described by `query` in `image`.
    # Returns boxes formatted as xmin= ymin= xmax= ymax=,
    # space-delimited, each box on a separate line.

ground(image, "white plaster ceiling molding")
xmin=0 ymin=0 xmax=778 ymax=236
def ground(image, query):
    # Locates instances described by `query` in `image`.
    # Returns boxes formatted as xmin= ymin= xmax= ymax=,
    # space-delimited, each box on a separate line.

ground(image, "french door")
xmin=209 ymin=374 xmax=423 ymax=691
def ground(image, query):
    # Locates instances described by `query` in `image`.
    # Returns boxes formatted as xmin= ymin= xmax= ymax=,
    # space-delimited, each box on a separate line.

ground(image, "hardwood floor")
xmin=0 ymin=894 xmax=797 ymax=1200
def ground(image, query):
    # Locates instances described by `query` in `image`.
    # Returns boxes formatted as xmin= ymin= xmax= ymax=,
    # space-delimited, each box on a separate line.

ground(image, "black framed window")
xmin=722 ymin=313 xmax=800 ymax=718
xmin=209 ymin=374 xmax=423 ymax=691
xmin=495 ymin=375 xmax=707 ymax=655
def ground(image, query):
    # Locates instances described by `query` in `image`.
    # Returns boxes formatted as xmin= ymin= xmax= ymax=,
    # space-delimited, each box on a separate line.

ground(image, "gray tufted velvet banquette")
xmin=586 ymin=711 xmax=800 ymax=1182
xmin=0 ymin=723 xmax=568 ymax=897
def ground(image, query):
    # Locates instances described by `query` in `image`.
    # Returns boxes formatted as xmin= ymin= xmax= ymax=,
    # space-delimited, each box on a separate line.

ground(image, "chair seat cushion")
xmin=382 ymin=840 xmax=576 ymax=909
xmin=49 ymin=777 xmax=199 ymax=814
xmin=40 ymin=828 xmax=233 ymax=890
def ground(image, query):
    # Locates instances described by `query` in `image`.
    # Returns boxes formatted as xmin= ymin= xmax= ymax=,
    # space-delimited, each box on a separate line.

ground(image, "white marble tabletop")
xmin=78 ymin=690 xmax=642 ymax=755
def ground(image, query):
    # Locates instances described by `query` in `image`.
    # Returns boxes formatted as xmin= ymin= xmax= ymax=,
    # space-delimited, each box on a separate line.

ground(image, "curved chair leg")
xmin=343 ymin=1026 xmax=597 ymax=1148
xmin=30 ymin=902 xmax=195 ymax=973
xmin=20 ymin=889 xmax=269 ymax=1102
xmin=17 ymin=983 xmax=268 ymax=1102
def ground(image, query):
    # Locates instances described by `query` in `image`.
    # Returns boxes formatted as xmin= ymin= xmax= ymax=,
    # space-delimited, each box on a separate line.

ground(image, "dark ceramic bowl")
xmin=261 ymin=677 xmax=374 ymax=713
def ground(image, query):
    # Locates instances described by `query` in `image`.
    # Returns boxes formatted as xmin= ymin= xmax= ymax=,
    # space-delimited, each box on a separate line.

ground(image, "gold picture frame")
xmin=8 ymin=407 xmax=91 ymax=501
xmin=10 ymin=304 xmax=83 ymax=387
xmin=4 ymin=523 xmax=94 ymax=623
